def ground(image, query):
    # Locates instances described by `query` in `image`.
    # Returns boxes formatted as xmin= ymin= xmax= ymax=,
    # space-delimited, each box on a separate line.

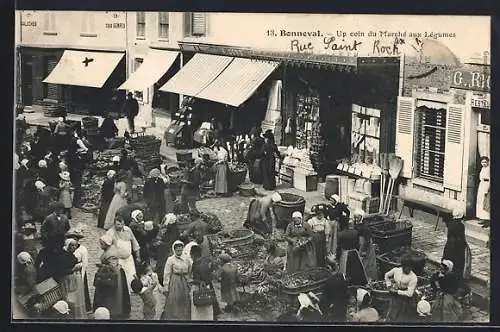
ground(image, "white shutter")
xmin=443 ymin=104 xmax=465 ymax=190
xmin=192 ymin=13 xmax=206 ymax=36
xmin=395 ymin=96 xmax=415 ymax=178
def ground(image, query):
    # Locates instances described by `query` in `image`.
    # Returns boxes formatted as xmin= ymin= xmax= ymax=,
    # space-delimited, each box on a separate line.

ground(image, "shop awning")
xmin=43 ymin=50 xmax=124 ymax=88
xmin=196 ymin=57 xmax=279 ymax=107
xmin=118 ymin=49 xmax=179 ymax=91
xmin=159 ymin=53 xmax=233 ymax=96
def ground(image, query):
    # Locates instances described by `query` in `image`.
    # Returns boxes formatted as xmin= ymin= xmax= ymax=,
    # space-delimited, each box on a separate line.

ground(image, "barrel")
xmin=324 ymin=175 xmax=340 ymax=200
xmin=274 ymin=193 xmax=306 ymax=229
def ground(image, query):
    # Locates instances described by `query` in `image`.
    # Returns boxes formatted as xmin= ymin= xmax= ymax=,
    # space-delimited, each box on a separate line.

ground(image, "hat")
xmin=34 ymin=180 xmax=46 ymax=190
xmin=66 ymin=228 xmax=84 ymax=239
xmin=452 ymin=206 xmax=465 ymax=219
xmin=59 ymin=171 xmax=71 ymax=181
xmin=292 ymin=211 xmax=303 ymax=219
xmin=94 ymin=307 xmax=111 ymax=320
xmin=163 ymin=213 xmax=177 ymax=225
xmin=53 ymin=300 xmax=70 ymax=315
xmin=271 ymin=192 xmax=282 ymax=203
xmin=58 ymin=117 xmax=64 ymax=122
xmin=107 ymin=170 xmax=116 ymax=179
xmin=144 ymin=221 xmax=154 ymax=231
xmin=356 ymin=288 xmax=370 ymax=304
xmin=331 ymin=194 xmax=340 ymax=203
xmin=131 ymin=209 xmax=143 ymax=221
xmin=441 ymin=259 xmax=454 ymax=273
xmin=112 ymin=156 xmax=120 ymax=162
xmin=64 ymin=238 xmax=77 ymax=251
xmin=417 ymin=299 xmax=431 ymax=316
xmin=219 ymin=253 xmax=232 ymax=263
xmin=38 ymin=160 xmax=47 ymax=168
xmin=149 ymin=168 xmax=161 ymax=178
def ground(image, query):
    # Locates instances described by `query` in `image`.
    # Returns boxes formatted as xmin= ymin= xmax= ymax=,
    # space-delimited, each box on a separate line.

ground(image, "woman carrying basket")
xmin=284 ymin=211 xmax=316 ymax=274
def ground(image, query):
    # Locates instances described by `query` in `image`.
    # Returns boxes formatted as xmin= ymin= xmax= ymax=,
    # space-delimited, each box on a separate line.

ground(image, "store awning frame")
xmin=159 ymin=53 xmax=233 ymax=96
xmin=118 ymin=49 xmax=179 ymax=91
xmin=43 ymin=50 xmax=124 ymax=88
xmin=195 ymin=57 xmax=279 ymax=107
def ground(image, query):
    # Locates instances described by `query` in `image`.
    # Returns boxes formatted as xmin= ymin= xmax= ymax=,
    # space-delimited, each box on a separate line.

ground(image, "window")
xmin=43 ymin=12 xmax=57 ymax=35
xmin=158 ymin=12 xmax=169 ymax=39
xmin=80 ymin=12 xmax=97 ymax=37
xmin=136 ymin=12 xmax=146 ymax=38
xmin=479 ymin=108 xmax=490 ymax=126
xmin=414 ymin=106 xmax=447 ymax=183
xmin=132 ymin=58 xmax=144 ymax=102
xmin=184 ymin=12 xmax=206 ymax=36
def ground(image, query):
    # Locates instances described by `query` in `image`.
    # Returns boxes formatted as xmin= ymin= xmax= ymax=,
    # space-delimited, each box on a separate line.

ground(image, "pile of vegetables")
xmin=200 ymin=212 xmax=223 ymax=234
xmin=80 ymin=172 xmax=105 ymax=208
xmin=415 ymin=284 xmax=437 ymax=302
xmin=281 ymin=268 xmax=332 ymax=289
xmin=235 ymin=260 xmax=266 ymax=285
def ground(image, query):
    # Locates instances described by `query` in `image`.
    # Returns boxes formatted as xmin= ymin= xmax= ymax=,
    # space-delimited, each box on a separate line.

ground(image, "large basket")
xmin=281 ymin=267 xmax=334 ymax=295
xmin=20 ymin=278 xmax=65 ymax=316
xmin=274 ymin=193 xmax=306 ymax=229
xmin=238 ymin=183 xmax=255 ymax=197
xmin=376 ymin=246 xmax=427 ymax=278
xmin=368 ymin=220 xmax=413 ymax=254
xmin=219 ymin=228 xmax=255 ymax=247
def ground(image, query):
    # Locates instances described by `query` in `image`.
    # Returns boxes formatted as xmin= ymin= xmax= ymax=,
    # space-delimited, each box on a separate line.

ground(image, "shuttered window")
xmin=184 ymin=12 xmax=206 ymax=36
xmin=415 ymin=106 xmax=446 ymax=183
xmin=158 ymin=12 xmax=169 ymax=39
xmin=44 ymin=57 xmax=59 ymax=100
xmin=395 ymin=96 xmax=415 ymax=178
xmin=443 ymin=104 xmax=465 ymax=190
xmin=136 ymin=12 xmax=146 ymax=38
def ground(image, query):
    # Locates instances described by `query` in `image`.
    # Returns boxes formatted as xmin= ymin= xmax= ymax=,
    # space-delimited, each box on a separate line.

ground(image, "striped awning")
xmin=118 ymin=49 xmax=179 ymax=91
xmin=196 ymin=58 xmax=279 ymax=107
xmin=159 ymin=53 xmax=232 ymax=96
xmin=43 ymin=50 xmax=124 ymax=88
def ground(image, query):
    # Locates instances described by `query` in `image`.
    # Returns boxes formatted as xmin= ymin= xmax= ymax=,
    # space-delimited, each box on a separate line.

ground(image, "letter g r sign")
xmin=453 ymin=71 xmax=463 ymax=86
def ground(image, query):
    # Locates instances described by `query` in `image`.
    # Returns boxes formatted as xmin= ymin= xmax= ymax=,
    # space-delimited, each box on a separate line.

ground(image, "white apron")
xmin=116 ymin=238 xmax=136 ymax=294
xmin=476 ymin=166 xmax=490 ymax=220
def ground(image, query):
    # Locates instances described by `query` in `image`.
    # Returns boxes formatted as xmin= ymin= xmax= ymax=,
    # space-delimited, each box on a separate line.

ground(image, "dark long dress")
xmin=443 ymin=219 xmax=469 ymax=282
xmin=93 ymin=263 xmax=131 ymax=320
xmin=143 ymin=178 xmax=166 ymax=223
xmin=262 ymin=141 xmax=280 ymax=190
xmin=338 ymin=228 xmax=368 ymax=286
xmin=98 ymin=178 xmax=115 ymax=229
xmin=155 ymin=224 xmax=181 ymax=285
xmin=248 ymin=136 xmax=264 ymax=184
xmin=191 ymin=256 xmax=221 ymax=319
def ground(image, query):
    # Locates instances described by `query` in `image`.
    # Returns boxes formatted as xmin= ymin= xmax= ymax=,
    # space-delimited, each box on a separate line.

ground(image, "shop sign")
xmin=471 ymin=95 xmax=490 ymax=109
xmin=451 ymin=69 xmax=490 ymax=93
xmin=105 ymin=23 xmax=125 ymax=29
xmin=21 ymin=20 xmax=37 ymax=27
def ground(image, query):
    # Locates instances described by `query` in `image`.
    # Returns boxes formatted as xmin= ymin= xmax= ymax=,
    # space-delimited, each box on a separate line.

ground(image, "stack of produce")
xmin=136 ymin=154 xmax=162 ymax=174
xmin=129 ymin=135 xmax=161 ymax=157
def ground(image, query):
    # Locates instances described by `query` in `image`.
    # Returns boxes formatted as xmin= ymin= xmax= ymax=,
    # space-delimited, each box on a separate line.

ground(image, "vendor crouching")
xmin=244 ymin=192 xmax=282 ymax=237
xmin=384 ymin=255 xmax=418 ymax=322
xmin=284 ymin=211 xmax=315 ymax=274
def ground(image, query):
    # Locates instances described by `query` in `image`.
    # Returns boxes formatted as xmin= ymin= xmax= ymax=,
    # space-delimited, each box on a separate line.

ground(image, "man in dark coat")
xmin=179 ymin=159 xmax=202 ymax=216
xmin=142 ymin=168 xmax=166 ymax=224
xmin=40 ymin=202 xmax=70 ymax=249
xmin=123 ymin=92 xmax=139 ymax=133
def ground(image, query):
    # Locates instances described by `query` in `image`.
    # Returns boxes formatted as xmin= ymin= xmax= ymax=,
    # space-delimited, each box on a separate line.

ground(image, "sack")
xmin=192 ymin=282 xmax=213 ymax=307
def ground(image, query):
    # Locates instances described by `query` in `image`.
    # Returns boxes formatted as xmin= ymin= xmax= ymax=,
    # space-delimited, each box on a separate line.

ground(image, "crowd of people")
xmin=13 ymin=116 xmax=474 ymax=323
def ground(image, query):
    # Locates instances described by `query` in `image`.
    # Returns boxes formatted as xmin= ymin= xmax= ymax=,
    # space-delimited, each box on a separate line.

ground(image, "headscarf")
xmin=63 ymin=238 xmax=77 ymax=251
xmin=452 ymin=206 xmax=465 ymax=219
xmin=107 ymin=170 xmax=116 ymax=179
xmin=112 ymin=156 xmax=120 ymax=162
xmin=292 ymin=211 xmax=302 ymax=219
xmin=172 ymin=240 xmax=184 ymax=257
xmin=219 ymin=253 xmax=232 ymax=263
xmin=66 ymin=228 xmax=84 ymax=240
xmin=17 ymin=252 xmax=33 ymax=265
xmin=149 ymin=168 xmax=161 ymax=178
xmin=356 ymin=288 xmax=370 ymax=304
xmin=131 ymin=209 xmax=143 ymax=222
xmin=441 ymin=259 xmax=454 ymax=273
xmin=99 ymin=234 xmax=113 ymax=247
xmin=163 ymin=213 xmax=177 ymax=225
xmin=53 ymin=300 xmax=70 ymax=315
xmin=417 ymin=299 xmax=431 ymax=316
xmin=94 ymin=307 xmax=111 ymax=320
xmin=20 ymin=159 xmax=29 ymax=167
xmin=144 ymin=221 xmax=154 ymax=231
xmin=331 ymin=194 xmax=340 ymax=203
xmin=35 ymin=181 xmax=45 ymax=190
xmin=271 ymin=192 xmax=282 ymax=203
xmin=38 ymin=160 xmax=47 ymax=168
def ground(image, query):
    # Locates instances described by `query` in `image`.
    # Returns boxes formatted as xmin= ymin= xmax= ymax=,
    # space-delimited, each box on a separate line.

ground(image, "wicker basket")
xmin=368 ymin=220 xmax=413 ymax=254
xmin=220 ymin=229 xmax=255 ymax=247
xmin=274 ymin=193 xmax=306 ymax=229
xmin=238 ymin=183 xmax=255 ymax=197
xmin=281 ymin=267 xmax=334 ymax=295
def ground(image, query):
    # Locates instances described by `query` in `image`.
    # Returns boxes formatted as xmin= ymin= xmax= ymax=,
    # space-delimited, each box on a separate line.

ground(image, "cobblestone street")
xmin=66 ymin=192 xmax=489 ymax=323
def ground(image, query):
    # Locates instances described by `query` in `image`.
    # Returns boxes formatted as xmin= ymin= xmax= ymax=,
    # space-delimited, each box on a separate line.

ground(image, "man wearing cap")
xmin=143 ymin=168 xmax=166 ymax=224
xmin=123 ymin=92 xmax=139 ymax=133
xmin=40 ymin=202 xmax=70 ymax=249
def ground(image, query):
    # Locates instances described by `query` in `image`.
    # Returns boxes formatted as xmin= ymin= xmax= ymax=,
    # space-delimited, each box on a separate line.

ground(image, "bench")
xmin=396 ymin=194 xmax=453 ymax=231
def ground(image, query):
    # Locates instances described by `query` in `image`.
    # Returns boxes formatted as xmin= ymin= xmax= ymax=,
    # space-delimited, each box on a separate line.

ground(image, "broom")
xmin=385 ymin=156 xmax=403 ymax=215
xmin=378 ymin=153 xmax=388 ymax=213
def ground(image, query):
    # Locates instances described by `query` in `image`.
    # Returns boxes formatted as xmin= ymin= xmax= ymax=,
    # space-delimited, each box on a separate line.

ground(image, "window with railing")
xmin=184 ymin=12 xmax=206 ymax=36
xmin=414 ymin=106 xmax=447 ymax=183
xmin=136 ymin=12 xmax=146 ymax=38
xmin=158 ymin=12 xmax=169 ymax=39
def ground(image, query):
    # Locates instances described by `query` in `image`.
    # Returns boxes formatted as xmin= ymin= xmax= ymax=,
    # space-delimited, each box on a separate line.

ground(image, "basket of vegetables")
xmin=234 ymin=260 xmax=266 ymax=285
xmin=376 ymin=246 xmax=427 ymax=278
xmin=281 ymin=267 xmax=334 ymax=295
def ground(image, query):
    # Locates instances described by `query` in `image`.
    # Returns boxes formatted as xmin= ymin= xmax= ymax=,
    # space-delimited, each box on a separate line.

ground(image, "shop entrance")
xmin=21 ymin=59 xmax=33 ymax=106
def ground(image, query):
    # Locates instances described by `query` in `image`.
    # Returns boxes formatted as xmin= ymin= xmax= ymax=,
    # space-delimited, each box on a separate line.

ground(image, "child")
xmin=131 ymin=263 xmax=160 ymax=320
xmin=219 ymin=253 xmax=240 ymax=312
xmin=59 ymin=171 xmax=73 ymax=219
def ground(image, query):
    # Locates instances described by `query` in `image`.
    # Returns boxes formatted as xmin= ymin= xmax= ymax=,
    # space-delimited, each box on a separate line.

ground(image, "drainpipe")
xmin=179 ymin=52 xmax=184 ymax=109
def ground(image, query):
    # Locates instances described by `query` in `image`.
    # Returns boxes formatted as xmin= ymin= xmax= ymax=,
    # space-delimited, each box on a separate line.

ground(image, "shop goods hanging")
xmin=273 ymin=193 xmax=306 ymax=229
xmin=281 ymin=267 xmax=335 ymax=295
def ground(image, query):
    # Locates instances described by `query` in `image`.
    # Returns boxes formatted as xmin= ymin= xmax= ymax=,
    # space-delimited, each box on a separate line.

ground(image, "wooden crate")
xmin=294 ymin=171 xmax=318 ymax=192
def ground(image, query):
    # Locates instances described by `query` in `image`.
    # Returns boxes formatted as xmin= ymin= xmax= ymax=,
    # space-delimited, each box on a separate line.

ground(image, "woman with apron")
xmin=105 ymin=215 xmax=141 ymax=293
xmin=476 ymin=156 xmax=490 ymax=226
xmin=384 ymin=256 xmax=418 ymax=322
xmin=284 ymin=211 xmax=316 ymax=273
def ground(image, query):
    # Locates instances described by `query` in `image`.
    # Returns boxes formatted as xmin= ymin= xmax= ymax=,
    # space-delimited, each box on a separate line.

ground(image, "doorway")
xmin=21 ymin=59 xmax=33 ymax=106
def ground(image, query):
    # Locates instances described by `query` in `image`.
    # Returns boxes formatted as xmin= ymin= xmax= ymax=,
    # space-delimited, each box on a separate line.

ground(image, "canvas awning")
xmin=159 ymin=53 xmax=233 ymax=96
xmin=43 ymin=50 xmax=124 ymax=88
xmin=196 ymin=57 xmax=279 ymax=107
xmin=118 ymin=49 xmax=179 ymax=91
